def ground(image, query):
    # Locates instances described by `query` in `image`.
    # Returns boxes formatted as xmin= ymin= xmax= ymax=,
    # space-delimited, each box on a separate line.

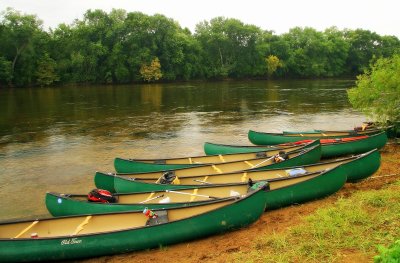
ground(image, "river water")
xmin=0 ymin=79 xmax=366 ymax=221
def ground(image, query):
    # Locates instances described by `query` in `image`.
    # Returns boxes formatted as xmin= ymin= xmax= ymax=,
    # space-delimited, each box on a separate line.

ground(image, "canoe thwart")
xmin=72 ymin=216 xmax=92 ymax=236
xmin=14 ymin=220 xmax=39 ymax=239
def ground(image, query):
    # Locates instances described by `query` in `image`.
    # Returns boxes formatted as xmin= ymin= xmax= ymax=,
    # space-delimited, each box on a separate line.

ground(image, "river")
xmin=0 ymin=79 xmax=366 ymax=220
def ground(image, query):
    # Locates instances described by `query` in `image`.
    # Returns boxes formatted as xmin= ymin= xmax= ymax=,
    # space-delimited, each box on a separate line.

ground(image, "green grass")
xmin=230 ymin=180 xmax=400 ymax=263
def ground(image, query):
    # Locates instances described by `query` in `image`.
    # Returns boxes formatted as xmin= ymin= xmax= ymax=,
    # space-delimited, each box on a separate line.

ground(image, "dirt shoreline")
xmin=80 ymin=142 xmax=400 ymax=263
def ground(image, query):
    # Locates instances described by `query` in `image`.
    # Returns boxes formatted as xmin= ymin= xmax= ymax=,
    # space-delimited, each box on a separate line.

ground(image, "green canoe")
xmin=108 ymin=148 xmax=378 ymax=193
xmin=319 ymin=131 xmax=387 ymax=158
xmin=248 ymin=129 xmax=380 ymax=145
xmin=206 ymin=132 xmax=387 ymax=158
xmin=114 ymin=140 xmax=318 ymax=173
xmin=0 ymin=185 xmax=268 ymax=262
xmin=46 ymin=162 xmax=350 ymax=217
xmin=96 ymin=144 xmax=322 ymax=192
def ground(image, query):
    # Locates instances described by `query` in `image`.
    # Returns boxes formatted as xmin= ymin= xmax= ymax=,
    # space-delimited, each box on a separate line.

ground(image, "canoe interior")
xmin=131 ymin=142 xmax=314 ymax=165
xmin=0 ymin=199 xmax=235 ymax=239
xmin=116 ymin=145 xmax=319 ymax=179
xmin=58 ymin=170 xmax=323 ymax=206
xmin=128 ymin=154 xmax=350 ymax=185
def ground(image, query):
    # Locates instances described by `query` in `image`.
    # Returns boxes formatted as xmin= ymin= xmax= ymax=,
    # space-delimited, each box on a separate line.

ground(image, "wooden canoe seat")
xmin=72 ymin=216 xmax=92 ymax=236
xmin=190 ymin=189 xmax=199 ymax=202
xmin=244 ymin=161 xmax=254 ymax=168
xmin=212 ymin=165 xmax=223 ymax=174
xmin=14 ymin=220 xmax=39 ymax=238
xmin=241 ymin=172 xmax=248 ymax=182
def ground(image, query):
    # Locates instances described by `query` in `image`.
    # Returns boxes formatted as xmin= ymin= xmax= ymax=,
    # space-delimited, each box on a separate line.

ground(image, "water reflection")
xmin=0 ymin=79 xmax=366 ymax=220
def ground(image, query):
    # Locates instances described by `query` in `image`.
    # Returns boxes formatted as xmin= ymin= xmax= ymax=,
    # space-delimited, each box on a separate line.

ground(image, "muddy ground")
xmin=81 ymin=142 xmax=400 ymax=263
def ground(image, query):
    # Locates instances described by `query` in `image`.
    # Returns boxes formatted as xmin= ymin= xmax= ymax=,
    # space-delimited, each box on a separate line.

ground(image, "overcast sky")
xmin=1 ymin=0 xmax=400 ymax=37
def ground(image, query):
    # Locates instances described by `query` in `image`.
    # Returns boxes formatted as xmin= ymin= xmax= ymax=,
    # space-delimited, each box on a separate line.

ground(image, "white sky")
xmin=1 ymin=0 xmax=400 ymax=37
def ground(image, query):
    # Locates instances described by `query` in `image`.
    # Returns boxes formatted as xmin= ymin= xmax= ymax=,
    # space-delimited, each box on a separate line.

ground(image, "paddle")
xmin=165 ymin=190 xmax=218 ymax=199
xmin=139 ymin=194 xmax=165 ymax=203
xmin=251 ymin=155 xmax=275 ymax=169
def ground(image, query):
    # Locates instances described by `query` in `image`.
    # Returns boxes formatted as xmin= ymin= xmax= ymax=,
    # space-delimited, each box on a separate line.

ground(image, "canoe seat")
xmin=146 ymin=210 xmax=169 ymax=226
xmin=72 ymin=216 xmax=92 ymax=236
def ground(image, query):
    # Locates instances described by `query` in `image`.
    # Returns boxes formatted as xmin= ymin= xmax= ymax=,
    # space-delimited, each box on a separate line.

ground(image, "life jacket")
xmin=87 ymin=189 xmax=117 ymax=203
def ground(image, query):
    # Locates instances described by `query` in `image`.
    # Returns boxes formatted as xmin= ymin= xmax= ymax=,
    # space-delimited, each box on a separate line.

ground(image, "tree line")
xmin=1 ymin=8 xmax=400 ymax=87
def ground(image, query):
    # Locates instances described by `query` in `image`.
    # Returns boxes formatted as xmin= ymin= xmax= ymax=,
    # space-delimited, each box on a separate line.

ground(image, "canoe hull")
xmin=207 ymin=132 xmax=387 ymax=158
xmin=0 ymin=188 xmax=268 ymax=262
xmin=320 ymin=132 xmax=387 ymax=158
xmin=340 ymin=149 xmax=381 ymax=182
xmin=265 ymin=165 xmax=347 ymax=210
xmin=248 ymin=129 xmax=380 ymax=145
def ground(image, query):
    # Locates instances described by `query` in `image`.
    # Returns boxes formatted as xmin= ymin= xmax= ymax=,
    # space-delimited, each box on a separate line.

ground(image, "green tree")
xmin=344 ymin=29 xmax=382 ymax=75
xmin=35 ymin=53 xmax=59 ymax=86
xmin=347 ymin=54 xmax=400 ymax=124
xmin=195 ymin=17 xmax=264 ymax=79
xmin=0 ymin=56 xmax=12 ymax=86
xmin=0 ymin=8 xmax=44 ymax=86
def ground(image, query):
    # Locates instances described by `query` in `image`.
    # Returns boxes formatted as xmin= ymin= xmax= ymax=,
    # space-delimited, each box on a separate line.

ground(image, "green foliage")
xmin=0 ymin=56 xmax=12 ymax=85
xmin=347 ymin=54 xmax=400 ymax=124
xmin=0 ymin=7 xmax=46 ymax=86
xmin=374 ymin=240 xmax=400 ymax=263
xmin=35 ymin=53 xmax=59 ymax=86
xmin=1 ymin=7 xmax=400 ymax=86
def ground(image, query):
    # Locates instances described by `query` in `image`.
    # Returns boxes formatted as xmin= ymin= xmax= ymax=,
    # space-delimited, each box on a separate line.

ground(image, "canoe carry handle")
xmin=14 ymin=220 xmax=39 ymax=239
xmin=165 ymin=190 xmax=217 ymax=199
xmin=139 ymin=194 xmax=165 ymax=204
